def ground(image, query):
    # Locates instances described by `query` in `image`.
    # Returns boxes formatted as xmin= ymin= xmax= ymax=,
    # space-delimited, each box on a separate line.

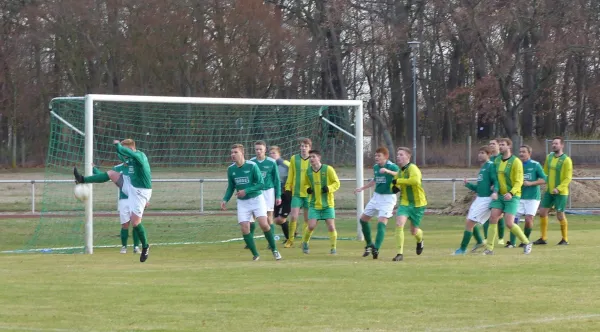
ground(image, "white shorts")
xmin=516 ymin=199 xmax=541 ymax=219
xmin=237 ymin=195 xmax=267 ymax=223
xmin=262 ymin=188 xmax=275 ymax=212
xmin=117 ymin=199 xmax=130 ymax=224
xmin=121 ymin=176 xmax=152 ymax=218
xmin=467 ymin=197 xmax=492 ymax=224
xmin=363 ymin=193 xmax=396 ymax=219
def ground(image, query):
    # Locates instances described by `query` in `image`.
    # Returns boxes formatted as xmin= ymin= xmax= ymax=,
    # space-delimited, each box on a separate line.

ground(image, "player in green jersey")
xmin=75 ymin=139 xmax=152 ymax=262
xmin=534 ymin=136 xmax=573 ymax=245
xmin=354 ymin=147 xmax=399 ymax=259
xmin=454 ymin=146 xmax=499 ymax=255
xmin=391 ymin=147 xmax=427 ymax=261
xmin=485 ymin=138 xmax=532 ymax=255
xmin=92 ymin=161 xmax=141 ymax=254
xmin=480 ymin=138 xmax=507 ymax=244
xmin=249 ymin=141 xmax=281 ymax=246
xmin=283 ymin=138 xmax=312 ymax=248
xmin=506 ymin=145 xmax=546 ymax=248
xmin=300 ymin=150 xmax=341 ymax=254
xmin=221 ymin=144 xmax=282 ymax=261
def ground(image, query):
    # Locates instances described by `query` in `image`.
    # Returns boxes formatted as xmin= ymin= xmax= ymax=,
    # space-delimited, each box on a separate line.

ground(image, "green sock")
xmin=374 ymin=222 xmax=386 ymax=249
xmin=84 ymin=172 xmax=110 ymax=183
xmin=134 ymin=223 xmax=148 ymax=248
xmin=243 ymin=233 xmax=259 ymax=256
xmin=133 ymin=227 xmax=140 ymax=247
xmin=120 ymin=228 xmax=128 ymax=247
xmin=498 ymin=218 xmax=505 ymax=239
xmin=264 ymin=227 xmax=278 ymax=252
xmin=509 ymin=231 xmax=516 ymax=245
xmin=473 ymin=225 xmax=484 ymax=244
xmin=460 ymin=230 xmax=472 ymax=251
xmin=250 ymin=222 xmax=257 ymax=237
xmin=360 ymin=220 xmax=372 ymax=246
xmin=524 ymin=226 xmax=532 ymax=240
xmin=483 ymin=221 xmax=489 ymax=238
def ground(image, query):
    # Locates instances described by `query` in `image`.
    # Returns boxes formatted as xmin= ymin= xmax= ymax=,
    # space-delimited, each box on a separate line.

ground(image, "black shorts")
xmin=274 ymin=192 xmax=291 ymax=218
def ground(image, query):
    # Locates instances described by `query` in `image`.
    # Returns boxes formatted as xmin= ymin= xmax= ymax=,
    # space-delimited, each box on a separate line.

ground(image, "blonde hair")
xmin=231 ymin=144 xmax=244 ymax=153
xmin=121 ymin=139 xmax=135 ymax=149
xmin=269 ymin=145 xmax=281 ymax=153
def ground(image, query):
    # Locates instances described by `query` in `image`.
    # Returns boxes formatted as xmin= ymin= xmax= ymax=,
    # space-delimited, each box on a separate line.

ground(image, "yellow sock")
xmin=329 ymin=230 xmax=337 ymax=249
xmin=540 ymin=216 xmax=549 ymax=240
xmin=289 ymin=220 xmax=298 ymax=242
xmin=302 ymin=227 xmax=314 ymax=243
xmin=560 ymin=218 xmax=568 ymax=242
xmin=510 ymin=224 xmax=529 ymax=244
xmin=414 ymin=228 xmax=423 ymax=243
xmin=302 ymin=221 xmax=308 ymax=234
xmin=395 ymin=226 xmax=405 ymax=254
xmin=486 ymin=223 xmax=498 ymax=251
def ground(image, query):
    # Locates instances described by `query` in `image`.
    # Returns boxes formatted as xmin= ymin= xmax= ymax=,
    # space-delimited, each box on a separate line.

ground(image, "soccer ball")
xmin=74 ymin=184 xmax=90 ymax=201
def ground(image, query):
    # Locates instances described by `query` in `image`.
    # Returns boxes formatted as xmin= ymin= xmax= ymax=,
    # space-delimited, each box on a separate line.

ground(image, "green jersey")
xmin=250 ymin=156 xmax=281 ymax=199
xmin=115 ymin=143 xmax=152 ymax=189
xmin=522 ymin=159 xmax=546 ymax=200
xmin=465 ymin=160 xmax=499 ymax=197
xmin=373 ymin=161 xmax=400 ymax=195
xmin=223 ymin=160 xmax=264 ymax=202
xmin=93 ymin=163 xmax=130 ymax=199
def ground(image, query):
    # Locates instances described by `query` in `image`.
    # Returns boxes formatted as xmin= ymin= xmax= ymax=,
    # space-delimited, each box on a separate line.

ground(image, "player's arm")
xmin=303 ymin=170 xmax=313 ymax=194
xmin=464 ymin=181 xmax=477 ymax=192
xmin=395 ymin=166 xmax=421 ymax=186
xmin=556 ymin=157 xmax=573 ymax=193
xmin=509 ymin=160 xmax=523 ymax=196
xmin=222 ymin=170 xmax=235 ymax=203
xmin=325 ymin=167 xmax=341 ymax=193
xmin=272 ymin=161 xmax=281 ymax=199
xmin=114 ymin=142 xmax=141 ymax=163
xmin=284 ymin=156 xmax=295 ymax=192
xmin=380 ymin=165 xmax=399 ymax=177
xmin=529 ymin=163 xmax=547 ymax=185
xmin=117 ymin=152 xmax=127 ymax=163
xmin=543 ymin=155 xmax=549 ymax=175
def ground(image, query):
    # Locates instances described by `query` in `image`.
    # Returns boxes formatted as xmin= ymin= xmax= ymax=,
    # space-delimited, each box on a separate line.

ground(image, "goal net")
xmin=21 ymin=95 xmax=364 ymax=253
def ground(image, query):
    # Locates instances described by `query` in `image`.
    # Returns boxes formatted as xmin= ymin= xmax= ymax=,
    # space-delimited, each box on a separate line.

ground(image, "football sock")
xmin=524 ymin=226 xmax=532 ymax=240
xmin=460 ymin=230 xmax=472 ymax=251
xmin=243 ymin=233 xmax=259 ymax=256
xmin=302 ymin=227 xmax=314 ymax=244
xmin=414 ymin=228 xmax=423 ymax=243
xmin=395 ymin=226 xmax=405 ymax=255
xmin=509 ymin=232 xmax=516 ymax=245
xmin=360 ymin=220 xmax=373 ymax=247
xmin=498 ymin=217 xmax=505 ymax=240
xmin=374 ymin=222 xmax=386 ymax=249
xmin=263 ymin=228 xmax=278 ymax=252
xmin=120 ymin=228 xmax=128 ymax=247
xmin=510 ymin=224 xmax=529 ymax=244
xmin=483 ymin=220 xmax=490 ymax=238
xmin=289 ymin=220 xmax=298 ymax=241
xmin=249 ymin=222 xmax=256 ymax=237
xmin=560 ymin=218 xmax=568 ymax=242
xmin=281 ymin=221 xmax=289 ymax=240
xmin=134 ymin=223 xmax=148 ymax=248
xmin=133 ymin=227 xmax=140 ymax=247
xmin=329 ymin=230 xmax=337 ymax=250
xmin=486 ymin=224 xmax=498 ymax=251
xmin=84 ymin=172 xmax=109 ymax=183
xmin=540 ymin=216 xmax=549 ymax=240
xmin=472 ymin=225 xmax=484 ymax=244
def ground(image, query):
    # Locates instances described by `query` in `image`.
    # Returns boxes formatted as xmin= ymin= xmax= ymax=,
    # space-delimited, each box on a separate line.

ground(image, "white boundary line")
xmin=426 ymin=314 xmax=600 ymax=331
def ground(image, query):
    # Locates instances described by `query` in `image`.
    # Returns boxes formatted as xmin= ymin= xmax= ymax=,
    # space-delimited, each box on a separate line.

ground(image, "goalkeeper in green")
xmin=221 ymin=144 xmax=282 ymax=261
xmin=74 ymin=139 xmax=152 ymax=263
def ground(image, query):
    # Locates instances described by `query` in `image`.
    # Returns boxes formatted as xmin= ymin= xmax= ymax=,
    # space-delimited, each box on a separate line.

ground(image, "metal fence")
xmin=2 ymin=177 xmax=600 ymax=213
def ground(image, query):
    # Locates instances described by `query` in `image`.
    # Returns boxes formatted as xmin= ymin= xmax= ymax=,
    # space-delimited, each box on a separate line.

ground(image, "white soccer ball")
xmin=74 ymin=184 xmax=90 ymax=201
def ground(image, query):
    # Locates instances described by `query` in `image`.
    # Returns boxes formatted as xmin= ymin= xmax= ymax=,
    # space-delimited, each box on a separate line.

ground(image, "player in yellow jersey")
xmin=283 ymin=138 xmax=312 ymax=248
xmin=534 ymin=136 xmax=573 ymax=245
xmin=485 ymin=138 xmax=532 ymax=255
xmin=391 ymin=147 xmax=427 ymax=261
xmin=300 ymin=150 xmax=341 ymax=254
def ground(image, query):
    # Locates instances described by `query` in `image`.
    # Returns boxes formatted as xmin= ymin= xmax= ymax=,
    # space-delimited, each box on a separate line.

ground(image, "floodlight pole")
xmin=408 ymin=41 xmax=420 ymax=164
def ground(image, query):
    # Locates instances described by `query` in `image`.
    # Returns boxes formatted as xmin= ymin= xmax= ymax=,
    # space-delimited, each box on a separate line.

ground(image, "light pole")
xmin=408 ymin=41 xmax=420 ymax=164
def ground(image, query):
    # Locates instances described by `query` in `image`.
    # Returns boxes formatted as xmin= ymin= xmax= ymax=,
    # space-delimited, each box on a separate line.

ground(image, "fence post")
xmin=545 ymin=139 xmax=548 ymax=156
xmin=200 ymin=180 xmax=204 ymax=212
xmin=452 ymin=180 xmax=456 ymax=203
xmin=31 ymin=181 xmax=35 ymax=213
xmin=421 ymin=135 xmax=426 ymax=166
xmin=466 ymin=136 xmax=472 ymax=167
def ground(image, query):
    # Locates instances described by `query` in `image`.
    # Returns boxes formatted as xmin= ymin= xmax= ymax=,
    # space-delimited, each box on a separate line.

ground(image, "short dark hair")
xmin=254 ymin=140 xmax=267 ymax=147
xmin=299 ymin=137 xmax=312 ymax=147
xmin=396 ymin=147 xmax=412 ymax=156
xmin=553 ymin=136 xmax=565 ymax=145
xmin=520 ymin=145 xmax=532 ymax=154
xmin=478 ymin=146 xmax=492 ymax=155
xmin=308 ymin=149 xmax=321 ymax=157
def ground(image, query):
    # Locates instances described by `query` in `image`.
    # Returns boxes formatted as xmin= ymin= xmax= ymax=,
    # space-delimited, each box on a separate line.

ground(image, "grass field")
xmin=1 ymin=214 xmax=600 ymax=331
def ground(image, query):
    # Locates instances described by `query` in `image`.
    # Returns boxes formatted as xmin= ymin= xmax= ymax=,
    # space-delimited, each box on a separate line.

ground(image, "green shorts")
xmin=541 ymin=192 xmax=568 ymax=212
xmin=291 ymin=196 xmax=309 ymax=209
xmin=396 ymin=205 xmax=426 ymax=227
xmin=308 ymin=207 xmax=335 ymax=220
xmin=490 ymin=196 xmax=520 ymax=215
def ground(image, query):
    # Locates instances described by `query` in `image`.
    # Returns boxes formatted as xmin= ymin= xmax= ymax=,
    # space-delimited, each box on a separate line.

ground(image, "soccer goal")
xmin=32 ymin=95 xmax=364 ymax=254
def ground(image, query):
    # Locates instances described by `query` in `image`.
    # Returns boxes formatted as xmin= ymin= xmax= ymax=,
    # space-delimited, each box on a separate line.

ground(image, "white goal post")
xmin=75 ymin=94 xmax=365 ymax=254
